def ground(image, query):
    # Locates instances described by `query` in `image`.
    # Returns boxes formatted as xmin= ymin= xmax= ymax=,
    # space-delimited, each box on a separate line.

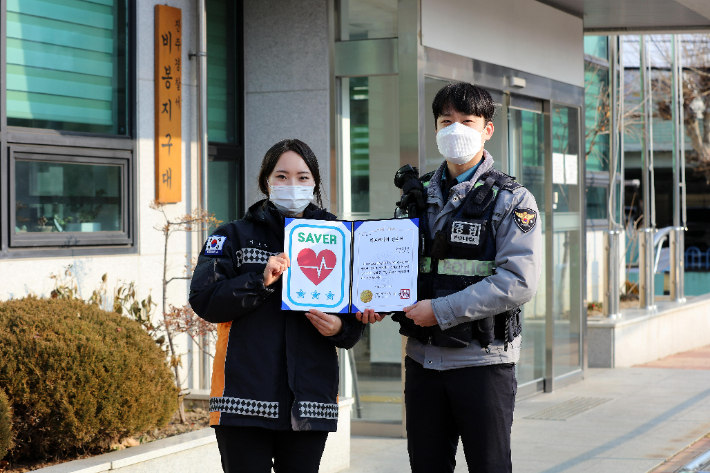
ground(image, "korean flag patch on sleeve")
xmin=513 ymin=208 xmax=537 ymax=233
xmin=204 ymin=235 xmax=227 ymax=256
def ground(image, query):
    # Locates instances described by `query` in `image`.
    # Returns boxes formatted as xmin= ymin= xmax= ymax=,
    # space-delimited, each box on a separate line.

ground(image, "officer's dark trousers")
xmin=213 ymin=425 xmax=328 ymax=473
xmin=405 ymin=356 xmax=517 ymax=473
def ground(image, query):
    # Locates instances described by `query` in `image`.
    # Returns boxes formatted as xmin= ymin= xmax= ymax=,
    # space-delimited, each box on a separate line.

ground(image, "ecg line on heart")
xmin=299 ymin=257 xmax=335 ymax=278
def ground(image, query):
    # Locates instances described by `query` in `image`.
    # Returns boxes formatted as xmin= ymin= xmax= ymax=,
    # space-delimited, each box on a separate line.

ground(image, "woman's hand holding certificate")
xmin=264 ymin=252 xmax=290 ymax=286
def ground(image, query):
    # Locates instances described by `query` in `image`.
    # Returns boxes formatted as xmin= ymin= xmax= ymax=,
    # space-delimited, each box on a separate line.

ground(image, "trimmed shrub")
xmin=0 ymin=297 xmax=178 ymax=462
xmin=0 ymin=390 xmax=11 ymax=460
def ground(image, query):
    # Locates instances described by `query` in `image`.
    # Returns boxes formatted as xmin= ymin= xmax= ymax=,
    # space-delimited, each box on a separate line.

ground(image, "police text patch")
xmin=204 ymin=235 xmax=227 ymax=255
xmin=451 ymin=221 xmax=482 ymax=245
xmin=513 ymin=208 xmax=537 ymax=233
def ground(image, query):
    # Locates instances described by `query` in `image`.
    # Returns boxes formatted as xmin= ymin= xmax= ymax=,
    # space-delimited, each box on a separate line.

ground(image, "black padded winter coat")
xmin=189 ymin=200 xmax=364 ymax=432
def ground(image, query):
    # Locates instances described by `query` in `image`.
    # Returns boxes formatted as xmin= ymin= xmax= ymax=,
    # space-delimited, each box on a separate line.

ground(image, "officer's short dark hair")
xmin=258 ymin=139 xmax=324 ymax=208
xmin=432 ymin=82 xmax=497 ymax=128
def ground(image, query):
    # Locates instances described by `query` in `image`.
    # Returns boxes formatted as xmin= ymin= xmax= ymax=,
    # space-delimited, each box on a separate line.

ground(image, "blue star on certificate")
xmin=311 ymin=290 xmax=320 ymax=299
xmin=326 ymin=291 xmax=335 ymax=300
xmin=296 ymin=289 xmax=305 ymax=298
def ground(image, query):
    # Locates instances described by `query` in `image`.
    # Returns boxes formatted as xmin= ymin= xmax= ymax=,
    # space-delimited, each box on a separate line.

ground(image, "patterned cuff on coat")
xmin=431 ymin=297 xmax=460 ymax=329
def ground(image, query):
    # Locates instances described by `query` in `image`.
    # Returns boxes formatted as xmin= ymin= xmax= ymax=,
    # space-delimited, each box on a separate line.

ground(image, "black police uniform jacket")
xmin=189 ymin=200 xmax=364 ymax=432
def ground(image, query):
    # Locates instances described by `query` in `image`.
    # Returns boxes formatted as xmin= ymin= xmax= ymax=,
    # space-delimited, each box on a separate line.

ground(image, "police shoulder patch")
xmin=204 ymin=235 xmax=227 ymax=256
xmin=513 ymin=208 xmax=537 ymax=233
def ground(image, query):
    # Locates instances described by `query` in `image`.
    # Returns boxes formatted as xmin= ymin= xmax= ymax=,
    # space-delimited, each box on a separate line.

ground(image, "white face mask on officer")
xmin=269 ymin=185 xmax=315 ymax=216
xmin=436 ymin=122 xmax=486 ymax=165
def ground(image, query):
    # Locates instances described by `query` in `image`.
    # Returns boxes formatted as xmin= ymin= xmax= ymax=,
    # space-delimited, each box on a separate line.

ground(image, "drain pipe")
xmin=679 ymin=447 xmax=710 ymax=472
xmin=670 ymin=34 xmax=686 ymax=302
xmin=639 ymin=35 xmax=656 ymax=310
xmin=195 ymin=0 xmax=209 ymax=390
xmin=605 ymin=35 xmax=621 ymax=319
xmin=196 ymin=1 xmax=208 ymax=241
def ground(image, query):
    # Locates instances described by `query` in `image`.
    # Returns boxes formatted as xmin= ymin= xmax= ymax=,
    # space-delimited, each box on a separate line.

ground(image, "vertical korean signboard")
xmin=155 ymin=5 xmax=182 ymax=203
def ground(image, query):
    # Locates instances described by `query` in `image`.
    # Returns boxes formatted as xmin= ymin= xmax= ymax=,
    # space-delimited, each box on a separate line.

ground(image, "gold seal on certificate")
xmin=359 ymin=290 xmax=373 ymax=303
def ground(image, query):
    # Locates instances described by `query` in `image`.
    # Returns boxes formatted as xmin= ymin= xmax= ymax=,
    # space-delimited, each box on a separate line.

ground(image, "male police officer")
xmin=359 ymin=82 xmax=542 ymax=472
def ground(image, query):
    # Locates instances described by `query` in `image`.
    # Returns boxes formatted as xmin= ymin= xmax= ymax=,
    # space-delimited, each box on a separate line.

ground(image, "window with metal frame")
xmin=9 ymin=145 xmax=132 ymax=248
xmin=1 ymin=1 xmax=135 ymax=257
xmin=207 ymin=0 xmax=239 ymax=144
xmin=6 ymin=0 xmax=129 ymax=135
xmin=206 ymin=0 xmax=243 ymax=226
xmin=584 ymin=36 xmax=608 ymax=62
xmin=584 ymin=38 xmax=611 ymax=224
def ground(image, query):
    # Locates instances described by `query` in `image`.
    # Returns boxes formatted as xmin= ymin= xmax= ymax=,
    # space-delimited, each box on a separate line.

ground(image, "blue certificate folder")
xmin=281 ymin=217 xmax=419 ymax=313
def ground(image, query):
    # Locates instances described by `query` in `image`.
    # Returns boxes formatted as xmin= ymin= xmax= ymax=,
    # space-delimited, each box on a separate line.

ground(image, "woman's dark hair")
xmin=258 ymin=139 xmax=324 ymax=208
xmin=432 ymin=82 xmax=497 ymax=128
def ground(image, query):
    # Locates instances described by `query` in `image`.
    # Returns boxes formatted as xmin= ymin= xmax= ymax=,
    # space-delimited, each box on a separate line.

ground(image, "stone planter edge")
xmin=36 ymin=429 xmax=216 ymax=473
xmin=36 ymin=398 xmax=355 ymax=473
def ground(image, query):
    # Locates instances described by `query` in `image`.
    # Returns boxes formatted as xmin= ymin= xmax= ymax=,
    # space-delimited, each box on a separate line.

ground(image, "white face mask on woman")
xmin=436 ymin=122 xmax=486 ymax=165
xmin=269 ymin=185 xmax=315 ymax=216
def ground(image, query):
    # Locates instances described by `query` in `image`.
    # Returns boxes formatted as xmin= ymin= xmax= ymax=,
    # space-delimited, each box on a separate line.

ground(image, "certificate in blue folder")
xmin=282 ymin=218 xmax=419 ymax=313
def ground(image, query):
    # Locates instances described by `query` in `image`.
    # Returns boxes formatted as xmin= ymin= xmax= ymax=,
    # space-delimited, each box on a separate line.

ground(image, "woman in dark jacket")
xmin=189 ymin=139 xmax=375 ymax=473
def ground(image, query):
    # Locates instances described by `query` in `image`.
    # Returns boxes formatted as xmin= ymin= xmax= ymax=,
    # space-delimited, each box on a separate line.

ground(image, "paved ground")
xmin=642 ymin=344 xmax=710 ymax=371
xmin=344 ymin=345 xmax=710 ymax=473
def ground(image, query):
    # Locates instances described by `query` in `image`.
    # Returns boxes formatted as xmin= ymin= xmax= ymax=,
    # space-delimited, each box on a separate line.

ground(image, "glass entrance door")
xmin=551 ymin=104 xmax=583 ymax=377
xmin=509 ymin=103 xmax=584 ymax=388
xmin=338 ymin=75 xmax=404 ymax=426
xmin=509 ymin=107 xmax=547 ymax=387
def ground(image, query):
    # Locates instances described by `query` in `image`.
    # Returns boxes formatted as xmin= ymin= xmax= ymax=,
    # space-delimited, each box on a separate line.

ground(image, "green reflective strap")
xmin=419 ymin=257 xmax=496 ymax=277
xmin=473 ymin=180 xmax=498 ymax=195
xmin=438 ymin=259 xmax=496 ymax=277
xmin=419 ymin=257 xmax=432 ymax=273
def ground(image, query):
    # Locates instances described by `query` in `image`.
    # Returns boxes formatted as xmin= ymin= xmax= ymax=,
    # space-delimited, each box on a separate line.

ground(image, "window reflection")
xmin=208 ymin=159 xmax=240 ymax=230
xmin=7 ymin=0 xmax=128 ymax=134
xmin=552 ymin=104 xmax=582 ymax=377
xmin=339 ymin=0 xmax=397 ymax=40
xmin=340 ymin=75 xmax=400 ymax=220
xmin=15 ymin=161 xmax=122 ymax=234
xmin=586 ymin=186 xmax=608 ymax=220
xmin=509 ymin=108 xmax=546 ymax=384
xmin=207 ymin=0 xmax=239 ymax=144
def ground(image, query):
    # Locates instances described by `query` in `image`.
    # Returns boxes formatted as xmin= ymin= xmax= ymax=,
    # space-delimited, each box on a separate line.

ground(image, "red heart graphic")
xmin=297 ymin=248 xmax=337 ymax=285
